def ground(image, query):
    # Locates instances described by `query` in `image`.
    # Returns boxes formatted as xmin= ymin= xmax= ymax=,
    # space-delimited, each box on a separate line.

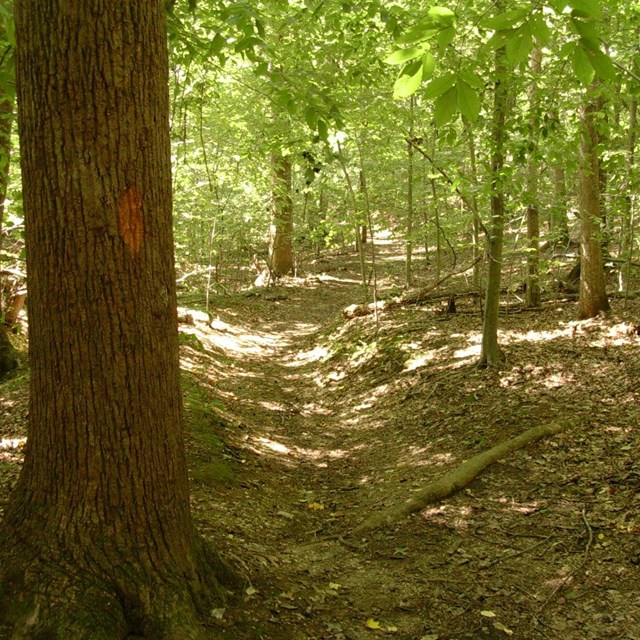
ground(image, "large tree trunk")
xmin=478 ymin=44 xmax=509 ymax=368
xmin=0 ymin=2 xmax=233 ymax=638
xmin=578 ymin=93 xmax=610 ymax=319
xmin=268 ymin=150 xmax=294 ymax=277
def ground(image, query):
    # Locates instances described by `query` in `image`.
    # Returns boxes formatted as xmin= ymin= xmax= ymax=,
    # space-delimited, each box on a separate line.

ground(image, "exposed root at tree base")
xmin=350 ymin=419 xmax=576 ymax=537
xmin=0 ymin=540 xmax=238 ymax=639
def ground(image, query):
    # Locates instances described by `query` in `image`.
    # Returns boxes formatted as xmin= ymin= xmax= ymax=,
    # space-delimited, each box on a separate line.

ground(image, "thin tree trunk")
xmin=619 ymin=95 xmax=637 ymax=291
xmin=0 ymin=3 xmax=234 ymax=636
xmin=578 ymin=91 xmax=610 ymax=319
xmin=478 ymin=44 xmax=509 ymax=367
xmin=337 ymin=140 xmax=368 ymax=299
xmin=269 ymin=150 xmax=294 ymax=277
xmin=551 ymin=164 xmax=570 ymax=245
xmin=525 ymin=47 xmax=542 ymax=307
xmin=466 ymin=124 xmax=482 ymax=288
xmin=406 ymin=97 xmax=415 ymax=287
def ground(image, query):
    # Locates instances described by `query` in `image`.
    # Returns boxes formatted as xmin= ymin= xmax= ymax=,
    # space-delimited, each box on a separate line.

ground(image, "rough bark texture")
xmin=578 ymin=96 xmax=610 ymax=319
xmin=351 ymin=420 xmax=573 ymax=536
xmin=478 ymin=45 xmax=508 ymax=368
xmin=268 ymin=151 xmax=294 ymax=277
xmin=0 ymin=3 xmax=233 ymax=638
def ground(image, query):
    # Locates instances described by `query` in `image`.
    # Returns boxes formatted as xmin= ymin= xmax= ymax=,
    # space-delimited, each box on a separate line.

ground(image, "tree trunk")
xmin=0 ymin=2 xmax=233 ymax=638
xmin=578 ymin=92 xmax=610 ymax=319
xmin=619 ymin=94 xmax=637 ymax=291
xmin=466 ymin=125 xmax=482 ymax=289
xmin=406 ymin=98 xmax=415 ymax=287
xmin=478 ymin=44 xmax=509 ymax=368
xmin=551 ymin=164 xmax=570 ymax=246
xmin=525 ymin=47 xmax=541 ymax=308
xmin=268 ymin=150 xmax=294 ymax=277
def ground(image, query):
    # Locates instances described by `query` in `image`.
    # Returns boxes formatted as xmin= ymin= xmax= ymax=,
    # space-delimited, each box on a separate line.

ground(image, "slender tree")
xmin=478 ymin=43 xmax=509 ymax=368
xmin=578 ymin=90 xmax=610 ymax=318
xmin=525 ymin=47 xmax=542 ymax=308
xmin=0 ymin=2 xmax=233 ymax=637
xmin=269 ymin=149 xmax=294 ymax=277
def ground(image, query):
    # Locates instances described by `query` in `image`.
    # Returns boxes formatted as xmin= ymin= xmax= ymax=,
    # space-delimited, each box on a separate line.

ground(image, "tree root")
xmin=0 ymin=536 xmax=237 ymax=639
xmin=350 ymin=419 xmax=575 ymax=537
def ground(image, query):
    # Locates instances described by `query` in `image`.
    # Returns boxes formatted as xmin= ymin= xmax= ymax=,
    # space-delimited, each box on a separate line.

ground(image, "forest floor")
xmin=1 ymin=237 xmax=640 ymax=639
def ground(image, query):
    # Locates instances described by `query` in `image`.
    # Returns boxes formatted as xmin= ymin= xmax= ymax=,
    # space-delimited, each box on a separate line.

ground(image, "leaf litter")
xmin=1 ymin=243 xmax=639 ymax=639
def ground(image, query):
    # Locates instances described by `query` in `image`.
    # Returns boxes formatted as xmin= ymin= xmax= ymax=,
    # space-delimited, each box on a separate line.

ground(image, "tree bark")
xmin=478 ymin=44 xmax=509 ymax=368
xmin=578 ymin=92 xmax=610 ymax=319
xmin=525 ymin=47 xmax=542 ymax=308
xmin=0 ymin=2 xmax=234 ymax=637
xmin=268 ymin=150 xmax=294 ymax=277
xmin=406 ymin=97 xmax=415 ymax=288
xmin=551 ymin=164 xmax=570 ymax=245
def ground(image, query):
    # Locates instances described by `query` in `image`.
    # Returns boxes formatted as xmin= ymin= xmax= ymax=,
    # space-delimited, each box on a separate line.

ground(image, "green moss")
xmin=179 ymin=332 xmax=206 ymax=352
xmin=191 ymin=460 xmax=236 ymax=485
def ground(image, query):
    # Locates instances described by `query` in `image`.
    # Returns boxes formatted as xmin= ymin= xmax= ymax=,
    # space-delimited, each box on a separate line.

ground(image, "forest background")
xmin=0 ymin=1 xmax=639 ymax=639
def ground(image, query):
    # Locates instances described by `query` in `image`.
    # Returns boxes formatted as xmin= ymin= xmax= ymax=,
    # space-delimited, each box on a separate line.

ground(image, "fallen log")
xmin=342 ymin=256 xmax=483 ymax=319
xmin=350 ymin=419 xmax=575 ymax=537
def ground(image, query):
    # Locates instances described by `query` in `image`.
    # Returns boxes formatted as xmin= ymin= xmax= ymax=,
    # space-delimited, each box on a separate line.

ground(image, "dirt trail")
xmin=179 ymin=245 xmax=640 ymax=640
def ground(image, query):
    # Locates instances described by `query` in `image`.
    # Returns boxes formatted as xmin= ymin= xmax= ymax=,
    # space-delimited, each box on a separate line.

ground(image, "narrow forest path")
xmin=176 ymin=243 xmax=640 ymax=640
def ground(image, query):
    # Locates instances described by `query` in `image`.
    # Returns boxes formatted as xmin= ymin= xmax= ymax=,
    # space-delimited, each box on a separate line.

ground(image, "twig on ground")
xmin=482 ymin=534 xmax=554 ymax=569
xmin=538 ymin=505 xmax=594 ymax=611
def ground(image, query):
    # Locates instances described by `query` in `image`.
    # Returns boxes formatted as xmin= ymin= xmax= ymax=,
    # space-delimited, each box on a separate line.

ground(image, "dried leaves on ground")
xmin=1 ymin=246 xmax=639 ymax=640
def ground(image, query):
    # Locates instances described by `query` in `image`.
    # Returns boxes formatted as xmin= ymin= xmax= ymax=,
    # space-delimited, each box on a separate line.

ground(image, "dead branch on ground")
xmin=343 ymin=256 xmax=483 ymax=319
xmin=349 ymin=419 xmax=575 ymax=537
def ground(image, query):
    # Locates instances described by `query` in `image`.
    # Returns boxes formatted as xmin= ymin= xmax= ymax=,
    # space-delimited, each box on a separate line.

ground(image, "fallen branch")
xmin=343 ymin=256 xmax=483 ymax=319
xmin=400 ymin=255 xmax=483 ymax=305
xmin=350 ymin=419 xmax=575 ymax=537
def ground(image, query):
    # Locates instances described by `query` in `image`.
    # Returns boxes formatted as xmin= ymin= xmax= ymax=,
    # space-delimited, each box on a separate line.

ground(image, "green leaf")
xmin=304 ymin=106 xmax=318 ymax=129
xmin=393 ymin=60 xmax=423 ymax=99
xmin=317 ymin=119 xmax=329 ymax=142
xmin=384 ymin=46 xmax=426 ymax=65
xmin=427 ymin=6 xmax=455 ymax=26
xmin=506 ymin=24 xmax=533 ymax=66
xmin=254 ymin=61 xmax=269 ymax=76
xmin=459 ymin=70 xmax=484 ymax=89
xmin=434 ymin=86 xmax=458 ymax=126
xmin=568 ymin=0 xmax=602 ymax=19
xmin=210 ymin=33 xmax=227 ymax=55
xmin=423 ymin=72 xmax=456 ymax=99
xmin=396 ymin=23 xmax=439 ymax=46
xmin=275 ymin=90 xmax=292 ymax=108
xmin=437 ymin=26 xmax=456 ymax=47
xmin=572 ymin=45 xmax=595 ymax=85
xmin=457 ymin=80 xmax=481 ymax=122
xmin=530 ymin=14 xmax=551 ymax=45
xmin=571 ymin=17 xmax=600 ymax=51
xmin=422 ymin=52 xmax=436 ymax=80
xmin=587 ymin=48 xmax=617 ymax=81
xmin=482 ymin=8 xmax=529 ymax=31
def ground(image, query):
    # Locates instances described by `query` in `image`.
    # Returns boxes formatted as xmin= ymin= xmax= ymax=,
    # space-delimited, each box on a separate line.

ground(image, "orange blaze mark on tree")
xmin=118 ymin=185 xmax=144 ymax=254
